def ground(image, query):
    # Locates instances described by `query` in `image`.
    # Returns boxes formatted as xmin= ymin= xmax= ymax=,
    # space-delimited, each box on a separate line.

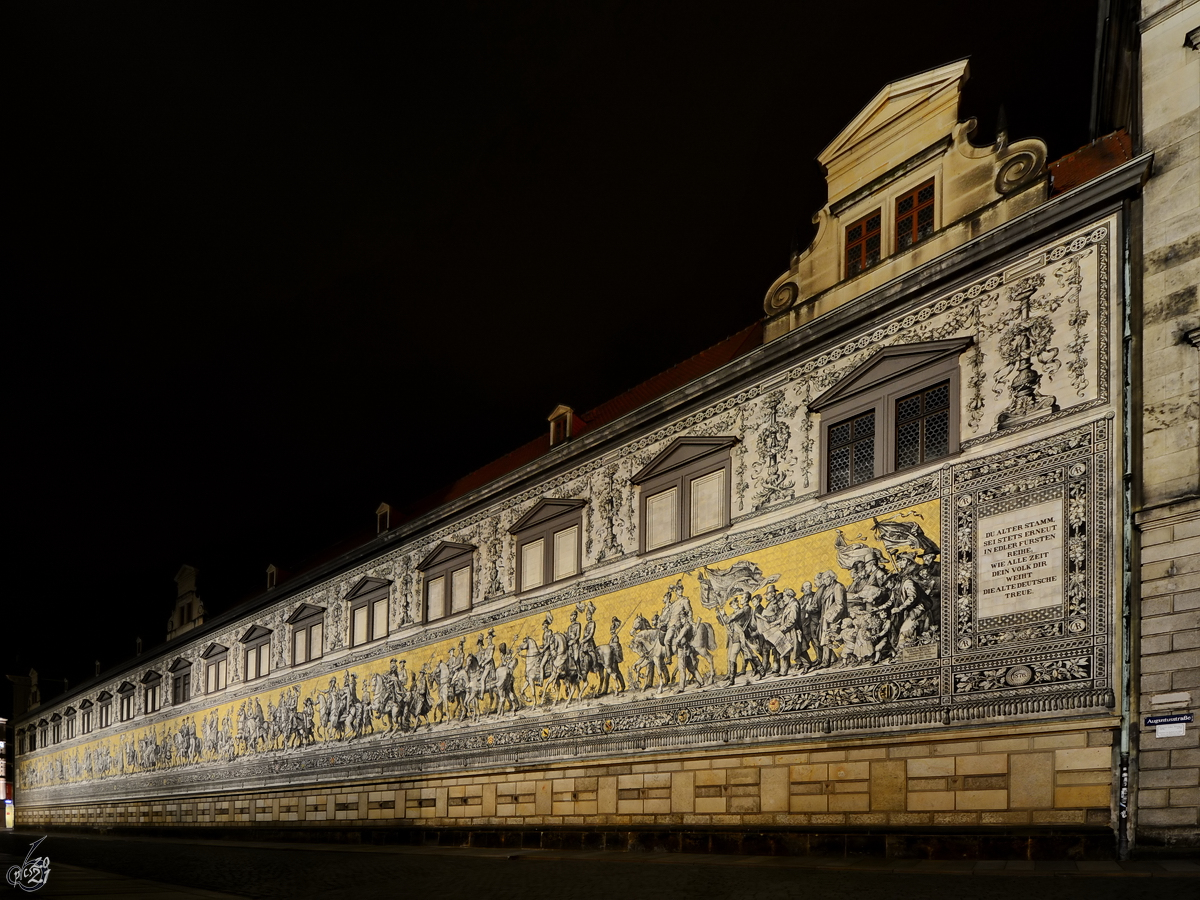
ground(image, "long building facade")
xmin=12 ymin=56 xmax=1189 ymax=857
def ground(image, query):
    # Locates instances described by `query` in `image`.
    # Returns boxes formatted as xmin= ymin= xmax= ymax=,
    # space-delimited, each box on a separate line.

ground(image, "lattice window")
xmin=846 ymin=209 xmax=882 ymax=277
xmin=896 ymin=380 xmax=951 ymax=470
xmin=896 ymin=179 xmax=935 ymax=251
xmin=827 ymin=410 xmax=876 ymax=492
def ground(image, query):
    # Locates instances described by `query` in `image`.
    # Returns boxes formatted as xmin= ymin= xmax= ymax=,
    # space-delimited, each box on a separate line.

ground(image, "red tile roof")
xmin=399 ymin=320 xmax=764 ymax=519
xmin=1048 ymin=130 xmax=1133 ymax=197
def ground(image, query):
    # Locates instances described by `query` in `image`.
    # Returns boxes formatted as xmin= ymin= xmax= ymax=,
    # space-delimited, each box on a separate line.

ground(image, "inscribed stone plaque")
xmin=977 ymin=497 xmax=1064 ymax=618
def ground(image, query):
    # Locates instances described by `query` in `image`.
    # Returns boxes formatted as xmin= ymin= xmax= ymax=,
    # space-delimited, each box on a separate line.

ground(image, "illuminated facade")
xmin=12 ymin=54 xmax=1189 ymax=857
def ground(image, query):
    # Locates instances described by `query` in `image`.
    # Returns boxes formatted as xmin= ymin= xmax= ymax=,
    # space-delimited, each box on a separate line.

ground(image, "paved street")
xmin=1 ymin=831 xmax=1196 ymax=899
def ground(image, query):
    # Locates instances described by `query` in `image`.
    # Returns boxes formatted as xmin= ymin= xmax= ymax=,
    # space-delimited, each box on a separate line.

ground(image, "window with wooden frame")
xmin=417 ymin=542 xmax=475 ymax=622
xmin=117 ymin=683 xmax=135 ymax=721
xmin=287 ymin=603 xmax=326 ymax=665
xmin=142 ymin=671 xmax=162 ymax=713
xmin=845 ymin=209 xmax=882 ymax=277
xmin=632 ymin=437 xmax=737 ymax=553
xmin=811 ymin=338 xmax=968 ymax=494
xmin=240 ymin=626 xmax=273 ymax=681
xmin=201 ymin=644 xmax=228 ymax=694
xmin=51 ymin=713 xmax=61 ymax=744
xmin=344 ymin=576 xmax=392 ymax=647
xmin=97 ymin=691 xmax=112 ymax=728
xmin=895 ymin=179 xmax=935 ymax=252
xmin=66 ymin=708 xmax=77 ymax=739
xmin=37 ymin=720 xmax=48 ymax=748
xmin=79 ymin=699 xmax=93 ymax=734
xmin=510 ymin=499 xmax=585 ymax=592
xmin=168 ymin=659 xmax=191 ymax=705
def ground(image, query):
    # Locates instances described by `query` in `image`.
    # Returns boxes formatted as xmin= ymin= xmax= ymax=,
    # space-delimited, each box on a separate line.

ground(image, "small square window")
xmin=846 ymin=209 xmax=882 ymax=277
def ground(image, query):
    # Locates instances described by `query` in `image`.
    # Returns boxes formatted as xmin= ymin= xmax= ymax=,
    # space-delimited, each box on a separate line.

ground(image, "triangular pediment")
xmin=116 ymin=681 xmax=135 ymax=695
xmin=285 ymin=602 xmax=326 ymax=624
xmin=819 ymin=60 xmax=969 ymax=166
xmin=96 ymin=691 xmax=112 ymax=702
xmin=139 ymin=670 xmax=161 ymax=684
xmin=50 ymin=712 xmax=61 ymax=722
xmin=200 ymin=642 xmax=228 ymax=660
xmin=509 ymin=498 xmax=587 ymax=534
xmin=343 ymin=575 xmax=392 ymax=601
xmin=79 ymin=699 xmax=93 ymax=709
xmin=632 ymin=436 xmax=739 ymax=485
xmin=167 ymin=657 xmax=191 ymax=673
xmin=810 ymin=338 xmax=972 ymax=412
xmin=65 ymin=707 xmax=76 ymax=716
xmin=239 ymin=624 xmax=273 ymax=643
xmin=417 ymin=541 xmax=475 ymax=572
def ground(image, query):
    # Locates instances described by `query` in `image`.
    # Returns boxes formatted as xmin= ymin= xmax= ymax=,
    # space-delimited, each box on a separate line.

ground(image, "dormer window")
xmin=896 ymin=179 xmax=935 ymax=251
xmin=632 ymin=437 xmax=737 ymax=553
xmin=376 ymin=502 xmax=391 ymax=534
xmin=240 ymin=626 xmax=273 ymax=681
xmin=510 ymin=499 xmax=585 ymax=592
xmin=845 ymin=209 xmax=882 ymax=277
xmin=117 ymin=682 xmax=135 ymax=722
xmin=287 ymin=603 xmax=326 ymax=665
xmin=201 ymin=643 xmax=229 ymax=694
xmin=266 ymin=564 xmax=279 ymax=590
xmin=141 ymin=671 xmax=162 ymax=713
xmin=548 ymin=404 xmax=575 ymax=447
xmin=417 ymin=542 xmax=475 ymax=622
xmin=343 ymin=576 xmax=393 ymax=646
xmin=168 ymin=658 xmax=192 ymax=705
xmin=812 ymin=338 xmax=968 ymax=494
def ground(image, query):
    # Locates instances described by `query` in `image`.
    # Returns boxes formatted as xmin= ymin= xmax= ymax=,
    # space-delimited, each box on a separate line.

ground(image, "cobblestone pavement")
xmin=1 ymin=832 xmax=1196 ymax=900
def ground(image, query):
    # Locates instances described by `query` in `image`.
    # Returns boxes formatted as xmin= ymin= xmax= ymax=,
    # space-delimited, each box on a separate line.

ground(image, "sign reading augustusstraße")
xmin=1145 ymin=713 xmax=1194 ymax=739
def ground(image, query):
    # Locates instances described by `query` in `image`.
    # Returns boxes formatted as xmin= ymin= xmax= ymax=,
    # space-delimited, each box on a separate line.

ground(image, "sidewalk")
xmin=3 ymin=837 xmax=1196 ymax=898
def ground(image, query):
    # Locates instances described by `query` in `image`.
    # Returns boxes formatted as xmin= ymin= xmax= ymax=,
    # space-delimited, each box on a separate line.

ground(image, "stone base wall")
xmin=1136 ymin=496 xmax=1200 ymax=848
xmin=16 ymin=722 xmax=1116 ymax=837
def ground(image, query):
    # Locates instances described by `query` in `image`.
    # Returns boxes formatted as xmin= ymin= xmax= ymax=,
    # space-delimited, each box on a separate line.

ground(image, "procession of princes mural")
xmin=19 ymin=514 xmax=942 ymax=790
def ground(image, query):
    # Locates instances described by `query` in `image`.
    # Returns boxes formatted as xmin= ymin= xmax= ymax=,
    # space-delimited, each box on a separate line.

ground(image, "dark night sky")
xmin=7 ymin=1 xmax=1101 ymax=699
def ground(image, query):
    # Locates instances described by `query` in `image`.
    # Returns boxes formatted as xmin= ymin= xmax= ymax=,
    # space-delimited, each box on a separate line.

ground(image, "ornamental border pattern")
xmin=19 ymin=418 xmax=1116 ymax=805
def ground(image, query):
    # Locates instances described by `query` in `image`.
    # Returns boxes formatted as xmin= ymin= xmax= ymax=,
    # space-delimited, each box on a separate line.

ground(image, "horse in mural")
xmin=627 ymin=614 xmax=706 ymax=693
xmin=370 ymin=672 xmax=406 ymax=732
xmin=539 ymin=630 xmax=588 ymax=705
xmin=514 ymin=636 xmax=549 ymax=705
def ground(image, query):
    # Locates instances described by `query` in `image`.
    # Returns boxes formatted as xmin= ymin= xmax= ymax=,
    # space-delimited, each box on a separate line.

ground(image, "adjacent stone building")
xmin=11 ymin=45 xmax=1191 ymax=858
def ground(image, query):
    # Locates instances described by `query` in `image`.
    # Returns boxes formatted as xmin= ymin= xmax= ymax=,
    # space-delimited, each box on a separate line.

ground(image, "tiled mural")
xmin=17 ymin=217 xmax=1119 ymax=807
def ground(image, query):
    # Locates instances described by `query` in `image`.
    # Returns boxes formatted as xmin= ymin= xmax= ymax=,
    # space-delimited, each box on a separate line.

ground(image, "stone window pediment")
xmin=510 ymin=499 xmax=586 ymax=592
xmin=418 ymin=542 xmax=475 ymax=623
xmin=632 ymin=437 xmax=737 ymax=553
xmin=812 ymin=338 xmax=968 ymax=494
